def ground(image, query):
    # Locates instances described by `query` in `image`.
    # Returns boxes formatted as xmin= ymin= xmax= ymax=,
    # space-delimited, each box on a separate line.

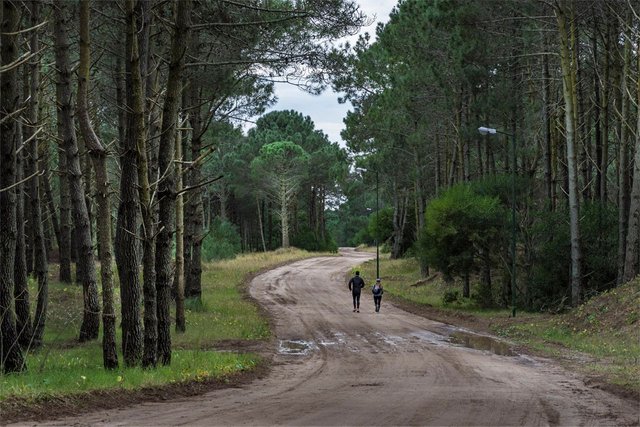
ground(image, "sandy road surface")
xmin=34 ymin=249 xmax=638 ymax=426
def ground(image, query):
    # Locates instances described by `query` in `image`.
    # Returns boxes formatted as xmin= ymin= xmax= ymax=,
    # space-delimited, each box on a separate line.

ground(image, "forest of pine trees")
xmin=0 ymin=0 xmax=364 ymax=374
xmin=332 ymin=0 xmax=639 ymax=313
xmin=0 ymin=0 xmax=638 ymax=376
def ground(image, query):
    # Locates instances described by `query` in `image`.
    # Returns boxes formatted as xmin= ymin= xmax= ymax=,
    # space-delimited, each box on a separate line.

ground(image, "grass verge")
xmin=1 ymin=247 xmax=325 ymax=420
xmin=354 ymin=251 xmax=640 ymax=399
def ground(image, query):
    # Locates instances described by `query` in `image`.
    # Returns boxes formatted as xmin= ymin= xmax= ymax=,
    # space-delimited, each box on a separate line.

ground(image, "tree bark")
xmin=77 ymin=0 xmax=118 ymax=369
xmin=542 ymin=38 xmax=553 ymax=207
xmin=616 ymin=14 xmax=632 ymax=284
xmin=556 ymin=1 xmax=583 ymax=306
xmin=25 ymin=0 xmax=48 ymax=351
xmin=54 ymin=0 xmax=101 ymax=342
xmin=155 ymin=0 xmax=192 ymax=366
xmin=0 ymin=0 xmax=26 ymax=373
xmin=14 ymin=101 xmax=30 ymax=349
xmin=175 ymin=123 xmax=185 ymax=333
xmin=184 ymin=47 xmax=204 ymax=299
xmin=115 ymin=0 xmax=143 ymax=367
xmin=600 ymin=19 xmax=612 ymax=203
xmin=58 ymin=147 xmax=72 ymax=283
xmin=622 ymin=36 xmax=640 ymax=283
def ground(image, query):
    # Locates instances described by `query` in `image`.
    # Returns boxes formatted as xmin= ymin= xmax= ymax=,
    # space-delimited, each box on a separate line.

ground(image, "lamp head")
xmin=478 ymin=126 xmax=497 ymax=135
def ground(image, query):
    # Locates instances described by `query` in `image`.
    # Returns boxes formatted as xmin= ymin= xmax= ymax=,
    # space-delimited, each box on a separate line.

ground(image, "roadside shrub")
xmin=368 ymin=206 xmax=394 ymax=243
xmin=202 ymin=217 xmax=242 ymax=261
xmin=420 ymin=184 xmax=506 ymax=298
xmin=442 ymin=290 xmax=459 ymax=305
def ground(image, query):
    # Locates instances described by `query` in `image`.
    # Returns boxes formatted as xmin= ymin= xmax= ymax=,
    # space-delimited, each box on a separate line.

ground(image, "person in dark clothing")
xmin=372 ymin=278 xmax=384 ymax=312
xmin=348 ymin=271 xmax=365 ymax=312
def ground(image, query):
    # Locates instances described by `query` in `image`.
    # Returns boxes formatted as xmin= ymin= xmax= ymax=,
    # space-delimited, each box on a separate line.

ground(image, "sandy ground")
xmin=30 ymin=248 xmax=639 ymax=426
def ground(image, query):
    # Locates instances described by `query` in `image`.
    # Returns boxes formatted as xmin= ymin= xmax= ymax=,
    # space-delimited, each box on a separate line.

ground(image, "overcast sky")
xmin=247 ymin=1 xmax=398 ymax=147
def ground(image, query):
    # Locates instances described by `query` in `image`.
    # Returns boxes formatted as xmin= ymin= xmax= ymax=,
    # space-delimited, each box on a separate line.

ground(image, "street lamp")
xmin=375 ymin=169 xmax=379 ymax=280
xmin=356 ymin=167 xmax=380 ymax=280
xmin=478 ymin=126 xmax=517 ymax=317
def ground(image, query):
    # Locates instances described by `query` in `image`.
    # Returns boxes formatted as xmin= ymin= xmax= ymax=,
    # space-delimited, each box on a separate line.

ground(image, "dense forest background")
xmin=0 ymin=0 xmax=638 ymax=375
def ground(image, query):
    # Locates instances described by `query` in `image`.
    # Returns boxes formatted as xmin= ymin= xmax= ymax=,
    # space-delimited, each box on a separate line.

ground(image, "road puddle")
xmin=278 ymin=339 xmax=315 ymax=355
xmin=449 ymin=331 xmax=515 ymax=356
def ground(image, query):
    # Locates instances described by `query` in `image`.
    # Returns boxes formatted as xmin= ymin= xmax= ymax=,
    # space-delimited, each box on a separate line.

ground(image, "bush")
xmin=420 ymin=184 xmax=506 ymax=282
xmin=202 ymin=217 xmax=242 ymax=261
xmin=368 ymin=207 xmax=394 ymax=242
xmin=442 ymin=290 xmax=459 ymax=305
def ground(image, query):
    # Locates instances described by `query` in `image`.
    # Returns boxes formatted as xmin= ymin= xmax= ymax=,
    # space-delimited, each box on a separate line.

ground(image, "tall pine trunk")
xmin=115 ymin=0 xmax=143 ymax=367
xmin=155 ymin=0 xmax=192 ymax=366
xmin=14 ymin=117 xmax=30 ymax=349
xmin=616 ymin=15 xmax=632 ymax=284
xmin=26 ymin=0 xmax=48 ymax=351
xmin=622 ymin=37 xmax=640 ymax=283
xmin=175 ymin=124 xmax=185 ymax=333
xmin=556 ymin=1 xmax=583 ymax=306
xmin=185 ymin=60 xmax=204 ymax=299
xmin=0 ymin=0 xmax=26 ymax=373
xmin=53 ymin=0 xmax=100 ymax=342
xmin=122 ymin=0 xmax=159 ymax=369
xmin=77 ymin=0 xmax=118 ymax=369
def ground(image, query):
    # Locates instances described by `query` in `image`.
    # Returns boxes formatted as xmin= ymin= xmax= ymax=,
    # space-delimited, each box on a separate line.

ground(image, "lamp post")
xmin=478 ymin=126 xmax=517 ymax=317
xmin=375 ymin=169 xmax=379 ymax=280
xmin=356 ymin=167 xmax=380 ymax=280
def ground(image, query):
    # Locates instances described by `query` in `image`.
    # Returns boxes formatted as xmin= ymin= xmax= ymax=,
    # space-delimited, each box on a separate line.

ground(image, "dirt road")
xmin=39 ymin=249 xmax=638 ymax=426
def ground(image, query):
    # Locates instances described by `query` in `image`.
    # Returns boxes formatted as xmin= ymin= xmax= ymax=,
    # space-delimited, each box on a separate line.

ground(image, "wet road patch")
xmin=278 ymin=339 xmax=316 ymax=355
xmin=449 ymin=331 xmax=515 ymax=356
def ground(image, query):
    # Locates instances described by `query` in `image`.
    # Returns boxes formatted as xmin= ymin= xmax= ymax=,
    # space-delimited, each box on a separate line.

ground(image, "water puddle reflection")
xmin=278 ymin=339 xmax=316 ymax=355
xmin=449 ymin=331 xmax=515 ymax=356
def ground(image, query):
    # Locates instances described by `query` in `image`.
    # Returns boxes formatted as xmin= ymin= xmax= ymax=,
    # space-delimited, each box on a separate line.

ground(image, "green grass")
xmin=1 ymin=346 xmax=256 ymax=401
xmin=1 ymin=247 xmax=324 ymax=403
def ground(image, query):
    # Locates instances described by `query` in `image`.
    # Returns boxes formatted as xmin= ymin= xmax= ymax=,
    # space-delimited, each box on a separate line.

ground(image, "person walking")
xmin=348 ymin=271 xmax=365 ymax=312
xmin=372 ymin=278 xmax=383 ymax=312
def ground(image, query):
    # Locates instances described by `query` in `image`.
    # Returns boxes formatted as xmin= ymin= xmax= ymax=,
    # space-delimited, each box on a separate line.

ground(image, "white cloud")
xmin=246 ymin=0 xmax=398 ymax=147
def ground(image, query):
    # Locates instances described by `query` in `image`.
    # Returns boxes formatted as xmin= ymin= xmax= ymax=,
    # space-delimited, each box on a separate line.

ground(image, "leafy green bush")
xmin=420 ymin=184 xmax=506 ymax=282
xmin=368 ymin=206 xmax=394 ymax=243
xmin=201 ymin=217 xmax=242 ymax=261
xmin=442 ymin=290 xmax=459 ymax=305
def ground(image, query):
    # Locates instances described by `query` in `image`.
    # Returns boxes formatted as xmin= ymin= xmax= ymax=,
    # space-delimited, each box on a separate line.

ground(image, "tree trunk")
xmin=175 ymin=124 xmax=185 ymax=333
xmin=155 ymin=0 xmax=192 ymax=366
xmin=0 ymin=0 xmax=26 ymax=373
xmin=185 ymin=47 xmax=204 ymax=299
xmin=77 ymin=0 xmax=118 ymax=369
xmin=600 ymin=20 xmax=612 ymax=202
xmin=592 ymin=14 xmax=603 ymax=202
xmin=280 ymin=178 xmax=290 ymax=248
xmin=14 ymin=103 xmax=30 ymax=349
xmin=556 ymin=2 xmax=583 ymax=306
xmin=542 ymin=39 xmax=553 ymax=207
xmin=53 ymin=0 xmax=100 ymax=342
xmin=23 ymin=0 xmax=48 ymax=350
xmin=115 ymin=0 xmax=143 ymax=367
xmin=616 ymin=15 xmax=632 ymax=284
xmin=123 ymin=0 xmax=158 ymax=369
xmin=58 ymin=145 xmax=72 ymax=283
xmin=622 ymin=37 xmax=640 ymax=283
xmin=41 ymin=145 xmax=60 ymax=256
